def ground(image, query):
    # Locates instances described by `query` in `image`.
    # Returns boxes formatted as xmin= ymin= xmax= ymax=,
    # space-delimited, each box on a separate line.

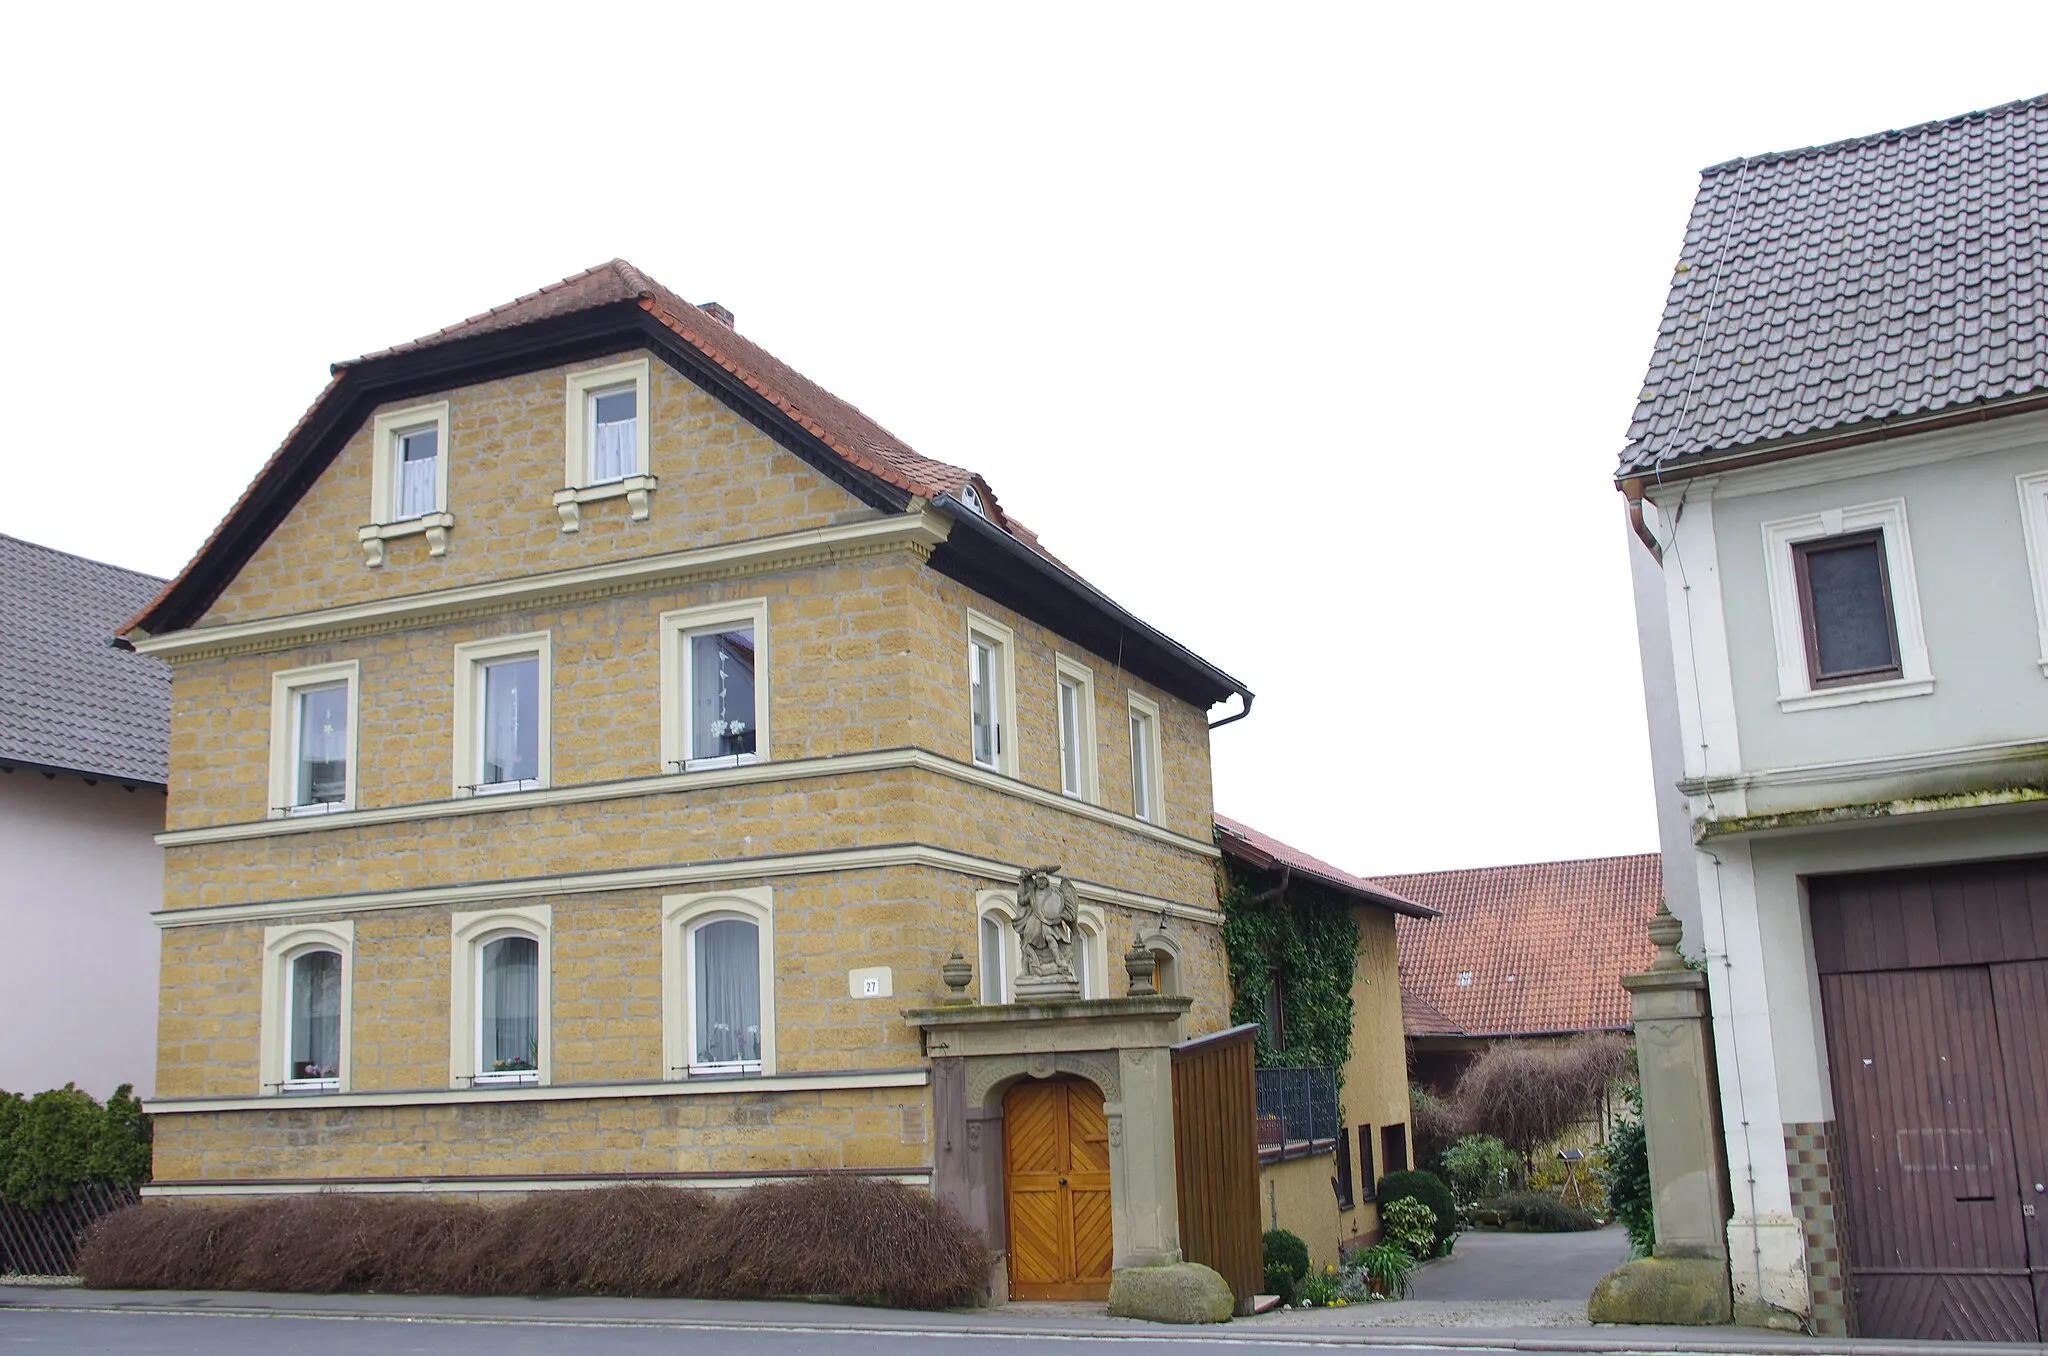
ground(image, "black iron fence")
xmin=0 ymin=1181 xmax=139 ymax=1277
xmin=1253 ymin=1065 xmax=1339 ymax=1161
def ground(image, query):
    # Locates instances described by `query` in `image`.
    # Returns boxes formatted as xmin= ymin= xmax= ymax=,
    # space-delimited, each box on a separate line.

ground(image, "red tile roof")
xmin=1382 ymin=854 xmax=1661 ymax=1038
xmin=1215 ymin=815 xmax=1436 ymax=918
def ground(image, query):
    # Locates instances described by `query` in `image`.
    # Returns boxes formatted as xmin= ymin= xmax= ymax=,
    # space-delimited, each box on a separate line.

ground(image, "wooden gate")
xmin=1171 ymin=1023 xmax=1260 ymax=1311
xmin=1004 ymin=1077 xmax=1113 ymax=1299
xmin=1812 ymin=858 xmax=2048 ymax=1343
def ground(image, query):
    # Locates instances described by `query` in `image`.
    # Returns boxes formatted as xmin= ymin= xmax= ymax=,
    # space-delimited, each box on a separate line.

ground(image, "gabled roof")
xmin=1214 ymin=815 xmax=1436 ymax=918
xmin=125 ymin=262 xmax=1251 ymax=713
xmin=1620 ymin=94 xmax=2048 ymax=475
xmin=0 ymin=535 xmax=170 ymax=785
xmin=1383 ymin=853 xmax=1660 ymax=1039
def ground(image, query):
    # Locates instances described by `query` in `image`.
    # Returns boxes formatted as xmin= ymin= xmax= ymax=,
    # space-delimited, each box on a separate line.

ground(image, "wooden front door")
xmin=1004 ymin=1077 xmax=1113 ymax=1299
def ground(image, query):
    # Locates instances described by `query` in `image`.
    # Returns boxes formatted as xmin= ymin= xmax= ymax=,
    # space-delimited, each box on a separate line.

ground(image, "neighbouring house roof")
xmin=0 ymin=535 xmax=170 ymax=785
xmin=1619 ymin=93 xmax=2048 ymax=475
xmin=126 ymin=261 xmax=1251 ymax=714
xmin=1382 ymin=853 xmax=1661 ymax=1039
xmin=1215 ymin=815 xmax=1437 ymax=918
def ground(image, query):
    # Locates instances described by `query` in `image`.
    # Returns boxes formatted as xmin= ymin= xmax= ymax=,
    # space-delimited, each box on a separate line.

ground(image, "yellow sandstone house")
xmin=124 ymin=261 xmax=1256 ymax=1303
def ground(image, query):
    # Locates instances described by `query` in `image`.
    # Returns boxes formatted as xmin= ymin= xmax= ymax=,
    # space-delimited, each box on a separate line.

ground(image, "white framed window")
xmin=2018 ymin=470 xmax=2048 ymax=676
xmin=258 ymin=921 xmax=353 ymax=1095
xmin=1126 ymin=692 xmax=1164 ymax=824
xmin=1761 ymin=499 xmax=1934 ymax=712
xmin=966 ymin=610 xmax=1018 ymax=776
xmin=1075 ymin=904 xmax=1107 ymax=998
xmin=449 ymin=905 xmax=550 ymax=1088
xmin=659 ymin=600 xmax=770 ymax=774
xmin=451 ymin=633 xmax=552 ymax=796
xmin=555 ymin=358 xmax=658 ymax=531
xmin=359 ymin=402 xmax=455 ymax=566
xmin=1054 ymin=655 xmax=1099 ymax=803
xmin=266 ymin=661 xmax=360 ymax=817
xmin=661 ymin=888 xmax=775 ymax=1079
xmin=976 ymin=892 xmax=1018 ymax=1004
xmin=958 ymin=482 xmax=988 ymax=518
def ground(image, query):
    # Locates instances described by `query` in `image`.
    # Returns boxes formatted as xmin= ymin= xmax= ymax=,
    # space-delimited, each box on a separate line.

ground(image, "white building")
xmin=0 ymin=534 xmax=168 ymax=1099
xmin=1622 ymin=96 xmax=2048 ymax=1344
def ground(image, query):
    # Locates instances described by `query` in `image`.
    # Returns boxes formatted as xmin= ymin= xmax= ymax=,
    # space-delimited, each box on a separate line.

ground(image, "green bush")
xmin=1262 ymin=1228 xmax=1310 ymax=1299
xmin=1439 ymin=1133 xmax=1518 ymax=1207
xmin=1375 ymin=1169 xmax=1456 ymax=1252
xmin=1379 ymin=1196 xmax=1437 ymax=1259
xmin=1605 ymin=1111 xmax=1654 ymax=1256
xmin=1343 ymin=1241 xmax=1413 ymax=1300
xmin=1294 ymin=1263 xmax=1345 ymax=1307
xmin=1479 ymin=1190 xmax=1601 ymax=1232
xmin=0 ymin=1084 xmax=152 ymax=1210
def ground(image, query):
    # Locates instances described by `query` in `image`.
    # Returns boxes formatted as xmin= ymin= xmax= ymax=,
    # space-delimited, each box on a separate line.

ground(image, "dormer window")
xmin=360 ymin=401 xmax=454 ymax=566
xmin=589 ymin=387 xmax=638 ymax=484
xmin=959 ymin=483 xmax=987 ymax=518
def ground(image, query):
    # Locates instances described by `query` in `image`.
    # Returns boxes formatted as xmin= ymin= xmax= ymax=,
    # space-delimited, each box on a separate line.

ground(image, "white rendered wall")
xmin=1627 ymin=509 xmax=1704 ymax=951
xmin=0 ymin=769 xmax=163 ymax=1099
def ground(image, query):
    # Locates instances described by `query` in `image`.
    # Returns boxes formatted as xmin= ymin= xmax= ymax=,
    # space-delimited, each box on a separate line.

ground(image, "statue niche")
xmin=1012 ymin=864 xmax=1082 ymax=1001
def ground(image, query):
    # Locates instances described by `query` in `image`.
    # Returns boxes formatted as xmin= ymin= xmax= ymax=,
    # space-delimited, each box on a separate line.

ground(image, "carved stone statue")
xmin=1012 ymin=864 xmax=1081 ymax=1000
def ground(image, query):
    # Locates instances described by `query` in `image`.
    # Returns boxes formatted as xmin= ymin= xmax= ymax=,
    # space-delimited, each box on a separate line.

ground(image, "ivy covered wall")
xmin=1218 ymin=864 xmax=1360 ymax=1076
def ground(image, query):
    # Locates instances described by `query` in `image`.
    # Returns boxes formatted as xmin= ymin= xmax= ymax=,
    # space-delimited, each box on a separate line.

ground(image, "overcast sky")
xmin=5 ymin=5 xmax=2045 ymax=876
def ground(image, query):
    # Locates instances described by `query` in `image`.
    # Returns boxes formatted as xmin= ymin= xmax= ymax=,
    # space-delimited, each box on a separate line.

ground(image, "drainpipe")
xmin=1209 ymin=691 xmax=1254 ymax=730
xmin=1620 ymin=478 xmax=1663 ymax=564
xmin=1246 ymin=864 xmax=1292 ymax=907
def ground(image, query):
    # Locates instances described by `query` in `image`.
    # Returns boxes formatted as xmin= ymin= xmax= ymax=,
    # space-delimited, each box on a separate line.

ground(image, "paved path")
xmin=1408 ymin=1225 xmax=1633 ymax=1303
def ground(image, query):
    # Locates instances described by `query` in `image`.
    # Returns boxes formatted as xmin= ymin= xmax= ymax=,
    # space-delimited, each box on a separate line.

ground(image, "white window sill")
xmin=681 ymin=752 xmax=757 ymax=773
xmin=279 ymin=1078 xmax=340 ymax=1094
xmin=277 ymin=801 xmax=349 ymax=819
xmin=357 ymin=511 xmax=455 ymax=567
xmin=472 ymin=1071 xmax=539 ymax=1086
xmin=1777 ymin=675 xmax=1937 ymax=712
xmin=554 ymin=474 xmax=657 ymax=533
xmin=465 ymin=779 xmax=542 ymax=797
xmin=685 ymin=1063 xmax=763 ymax=1080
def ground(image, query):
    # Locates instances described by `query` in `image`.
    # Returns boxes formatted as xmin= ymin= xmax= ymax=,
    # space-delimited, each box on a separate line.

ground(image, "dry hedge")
xmin=77 ymin=1178 xmax=991 ymax=1310
xmin=1451 ymin=1034 xmax=1633 ymax=1158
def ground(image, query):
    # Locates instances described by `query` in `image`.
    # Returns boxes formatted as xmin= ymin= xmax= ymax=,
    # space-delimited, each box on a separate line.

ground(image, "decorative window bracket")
xmin=357 ymin=512 xmax=456 ymax=567
xmin=553 ymin=475 xmax=658 ymax=533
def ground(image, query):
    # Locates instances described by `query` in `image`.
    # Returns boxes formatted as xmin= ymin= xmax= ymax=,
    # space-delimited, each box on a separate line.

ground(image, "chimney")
xmin=698 ymin=301 xmax=735 ymax=329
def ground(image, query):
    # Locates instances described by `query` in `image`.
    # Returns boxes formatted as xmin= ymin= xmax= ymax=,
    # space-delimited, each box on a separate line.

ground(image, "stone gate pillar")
xmin=1590 ymin=901 xmax=1734 ymax=1325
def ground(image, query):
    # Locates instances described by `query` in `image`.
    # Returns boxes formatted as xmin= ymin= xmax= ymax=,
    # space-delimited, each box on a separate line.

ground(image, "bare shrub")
xmin=77 ymin=1177 xmax=990 ymax=1310
xmin=1451 ymin=1034 xmax=1632 ymax=1165
xmin=1407 ymin=1083 xmax=1462 ymax=1170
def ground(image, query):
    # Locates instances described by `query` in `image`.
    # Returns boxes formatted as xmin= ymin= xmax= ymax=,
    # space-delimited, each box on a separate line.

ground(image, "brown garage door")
xmin=1812 ymin=857 xmax=2048 ymax=1343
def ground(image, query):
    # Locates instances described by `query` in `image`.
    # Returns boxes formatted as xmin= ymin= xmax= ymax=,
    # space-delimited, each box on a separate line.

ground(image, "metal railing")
xmin=0 ymin=1181 xmax=140 ymax=1277
xmin=1253 ymin=1065 xmax=1339 ymax=1162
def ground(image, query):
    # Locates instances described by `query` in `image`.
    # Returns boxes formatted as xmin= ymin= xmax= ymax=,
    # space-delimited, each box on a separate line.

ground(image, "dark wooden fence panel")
xmin=1171 ymin=1022 xmax=1260 ymax=1312
xmin=0 ymin=1181 xmax=140 ymax=1277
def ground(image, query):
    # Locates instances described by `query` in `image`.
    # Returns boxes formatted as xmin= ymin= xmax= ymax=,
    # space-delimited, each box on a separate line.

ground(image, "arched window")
xmin=476 ymin=933 xmax=540 ymax=1083
xmin=286 ymin=948 xmax=342 ymax=1089
xmin=689 ymin=915 xmax=762 ymax=1074
xmin=662 ymin=889 xmax=776 ymax=1079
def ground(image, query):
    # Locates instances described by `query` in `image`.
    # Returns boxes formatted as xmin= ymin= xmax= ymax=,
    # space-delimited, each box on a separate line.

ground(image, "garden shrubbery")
xmin=1261 ymin=1227 xmax=1309 ymax=1300
xmin=0 ymin=1085 xmax=152 ymax=1209
xmin=1470 ymin=1190 xmax=1601 ymax=1233
xmin=78 ymin=1178 xmax=990 ymax=1309
xmin=1373 ymin=1170 xmax=1455 ymax=1254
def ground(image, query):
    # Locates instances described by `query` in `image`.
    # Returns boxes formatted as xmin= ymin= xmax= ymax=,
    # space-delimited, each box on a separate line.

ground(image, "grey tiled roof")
xmin=0 ymin=535 xmax=170 ymax=784
xmin=1620 ymin=94 xmax=2048 ymax=473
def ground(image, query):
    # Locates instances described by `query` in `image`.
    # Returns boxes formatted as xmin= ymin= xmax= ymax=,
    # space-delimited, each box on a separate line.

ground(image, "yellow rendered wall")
xmin=1338 ymin=906 xmax=1409 ymax=1247
xmin=1261 ymin=1152 xmax=1341 ymax=1272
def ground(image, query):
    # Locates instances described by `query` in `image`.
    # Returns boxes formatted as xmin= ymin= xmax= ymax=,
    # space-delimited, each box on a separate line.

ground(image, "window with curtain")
xmin=1129 ymin=709 xmax=1154 ymax=821
xmin=691 ymin=917 xmax=761 ymax=1073
xmin=1794 ymin=529 xmax=1901 ymax=686
xmin=686 ymin=627 xmax=756 ymax=766
xmin=395 ymin=425 xmax=439 ymax=519
xmin=979 ymin=912 xmax=1007 ymax=1004
xmin=479 ymin=655 xmax=540 ymax=789
xmin=286 ymin=949 xmax=341 ymax=1087
xmin=292 ymin=683 xmax=349 ymax=808
xmin=590 ymin=387 xmax=638 ymax=483
xmin=969 ymin=637 xmax=1000 ymax=769
xmin=1058 ymin=677 xmax=1084 ymax=796
xmin=477 ymin=934 xmax=539 ymax=1080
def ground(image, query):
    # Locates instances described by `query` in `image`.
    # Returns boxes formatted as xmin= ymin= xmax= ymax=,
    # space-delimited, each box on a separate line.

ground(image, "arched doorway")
xmin=1003 ymin=1076 xmax=1113 ymax=1299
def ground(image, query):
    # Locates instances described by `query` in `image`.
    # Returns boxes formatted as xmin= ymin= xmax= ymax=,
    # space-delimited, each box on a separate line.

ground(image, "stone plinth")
xmin=1621 ymin=965 xmax=1731 ymax=1262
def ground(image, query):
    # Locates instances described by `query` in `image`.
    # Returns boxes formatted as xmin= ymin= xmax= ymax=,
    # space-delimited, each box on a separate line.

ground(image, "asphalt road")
xmin=0 ymin=1308 xmax=1578 ymax=1355
xmin=1409 ymin=1225 xmax=1632 ymax=1302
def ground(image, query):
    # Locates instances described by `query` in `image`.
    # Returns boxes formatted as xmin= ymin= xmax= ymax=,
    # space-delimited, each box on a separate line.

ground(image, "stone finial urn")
xmin=1647 ymin=900 xmax=1687 ymax=971
xmin=939 ymin=947 xmax=975 ymax=1005
xmin=1125 ymin=935 xmax=1158 ymax=997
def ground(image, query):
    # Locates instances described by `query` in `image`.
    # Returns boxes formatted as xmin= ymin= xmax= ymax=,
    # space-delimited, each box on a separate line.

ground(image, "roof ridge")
xmin=0 ymin=532 xmax=166 ymax=585
xmin=1701 ymin=91 xmax=2048 ymax=176
xmin=1373 ymin=850 xmax=1660 ymax=881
